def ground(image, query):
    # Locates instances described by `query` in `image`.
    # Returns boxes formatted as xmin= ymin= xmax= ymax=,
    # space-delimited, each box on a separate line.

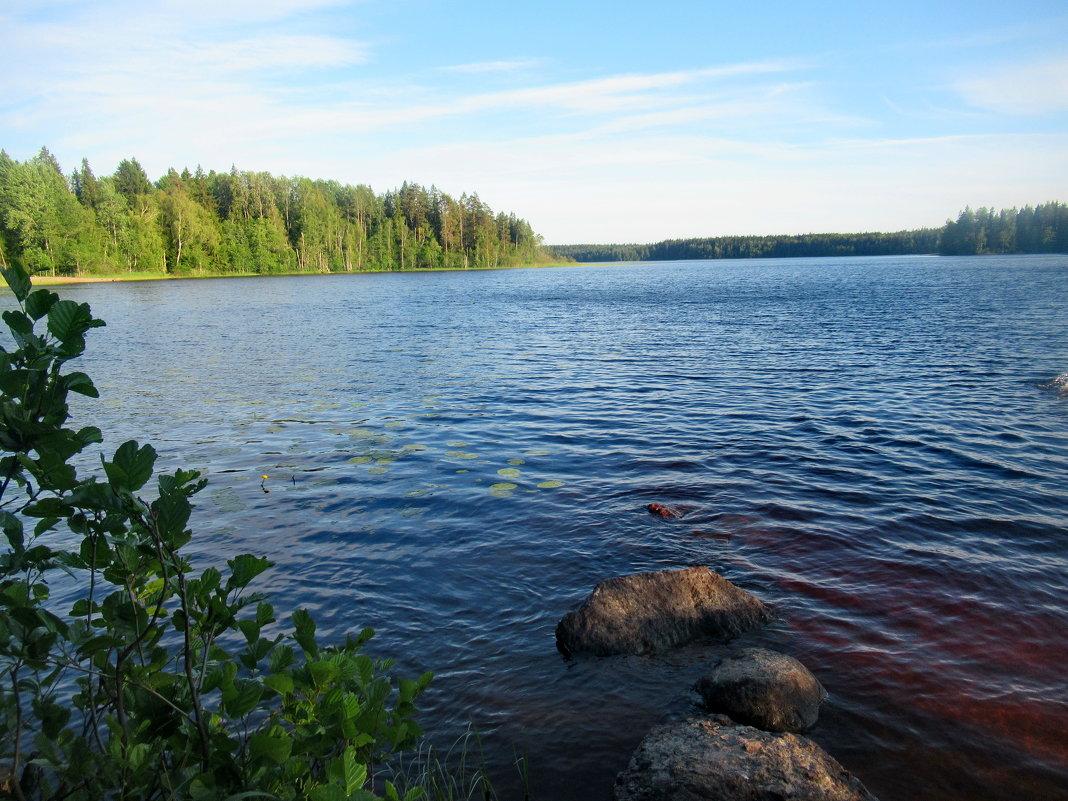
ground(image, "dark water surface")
xmin=22 ymin=256 xmax=1068 ymax=800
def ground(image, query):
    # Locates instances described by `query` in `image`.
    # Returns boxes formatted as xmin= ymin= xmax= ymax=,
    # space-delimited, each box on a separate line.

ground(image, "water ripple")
xmin=12 ymin=254 xmax=1068 ymax=801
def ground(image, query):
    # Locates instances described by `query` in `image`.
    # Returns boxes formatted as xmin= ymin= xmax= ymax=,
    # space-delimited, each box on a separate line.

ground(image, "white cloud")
xmin=955 ymin=57 xmax=1068 ymax=114
xmin=441 ymin=59 xmax=543 ymax=73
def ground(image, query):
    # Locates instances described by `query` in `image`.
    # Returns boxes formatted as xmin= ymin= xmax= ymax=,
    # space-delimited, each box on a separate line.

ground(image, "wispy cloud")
xmin=955 ymin=57 xmax=1068 ymax=114
xmin=441 ymin=59 xmax=543 ymax=73
xmin=5 ymin=0 xmax=1065 ymax=243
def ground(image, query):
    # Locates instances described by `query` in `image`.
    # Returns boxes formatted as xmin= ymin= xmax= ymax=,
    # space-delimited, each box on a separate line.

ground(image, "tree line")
xmin=0 ymin=147 xmax=546 ymax=276
xmin=550 ymin=202 xmax=1068 ymax=262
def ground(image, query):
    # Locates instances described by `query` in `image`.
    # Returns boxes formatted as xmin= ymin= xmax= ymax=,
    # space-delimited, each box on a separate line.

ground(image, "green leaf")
xmin=22 ymin=497 xmax=73 ymax=518
xmin=292 ymin=608 xmax=318 ymax=657
xmin=309 ymin=660 xmax=340 ymax=689
xmin=2 ymin=263 xmax=32 ymax=301
xmin=222 ymin=679 xmax=263 ymax=718
xmin=0 ymin=511 xmax=25 ymax=551
xmin=47 ymin=299 xmax=94 ymax=342
xmin=64 ymin=371 xmax=99 ymax=398
xmin=24 ymin=289 xmax=58 ymax=320
xmin=256 ymin=601 xmax=275 ymax=626
xmin=309 ymin=786 xmax=346 ymax=801
xmin=237 ymin=619 xmax=260 ymax=644
xmin=263 ymin=673 xmax=294 ymax=695
xmin=327 ymin=750 xmax=367 ymax=795
xmin=104 ymin=440 xmax=156 ymax=492
xmin=76 ymin=426 xmax=103 ymax=446
xmin=3 ymin=309 xmax=33 ymax=337
xmin=248 ymin=732 xmax=293 ymax=765
xmin=226 ymin=554 xmax=273 ymax=592
xmin=154 ymin=486 xmax=192 ymax=539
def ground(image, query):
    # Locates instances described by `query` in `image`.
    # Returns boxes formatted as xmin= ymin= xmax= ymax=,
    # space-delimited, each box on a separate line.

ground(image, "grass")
xmin=384 ymin=728 xmax=532 ymax=801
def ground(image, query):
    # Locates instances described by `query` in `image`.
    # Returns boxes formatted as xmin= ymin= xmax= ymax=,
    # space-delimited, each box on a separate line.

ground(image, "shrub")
xmin=0 ymin=263 xmax=430 ymax=801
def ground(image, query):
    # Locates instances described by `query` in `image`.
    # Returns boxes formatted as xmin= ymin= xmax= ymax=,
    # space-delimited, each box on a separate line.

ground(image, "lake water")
xmin=17 ymin=255 xmax=1068 ymax=800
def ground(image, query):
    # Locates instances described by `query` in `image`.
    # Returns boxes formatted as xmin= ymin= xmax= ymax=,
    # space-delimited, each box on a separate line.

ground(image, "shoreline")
xmin=22 ymin=262 xmax=574 ymax=287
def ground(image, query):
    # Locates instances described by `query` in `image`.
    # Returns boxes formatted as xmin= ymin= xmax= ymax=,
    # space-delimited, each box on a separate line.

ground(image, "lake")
xmin=17 ymin=255 xmax=1068 ymax=801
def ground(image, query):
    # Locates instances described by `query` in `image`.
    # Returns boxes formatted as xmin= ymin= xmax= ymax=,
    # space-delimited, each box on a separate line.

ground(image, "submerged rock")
xmin=614 ymin=716 xmax=878 ymax=801
xmin=647 ymin=502 xmax=682 ymax=518
xmin=695 ymin=647 xmax=828 ymax=732
xmin=555 ymin=566 xmax=770 ymax=657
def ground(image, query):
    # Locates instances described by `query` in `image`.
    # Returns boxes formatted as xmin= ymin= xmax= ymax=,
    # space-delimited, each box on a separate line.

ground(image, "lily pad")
xmin=385 ymin=421 xmax=405 ymax=429
xmin=445 ymin=451 xmax=479 ymax=460
xmin=524 ymin=449 xmax=550 ymax=456
xmin=210 ymin=487 xmax=246 ymax=513
xmin=368 ymin=466 xmax=389 ymax=475
xmin=402 ymin=443 xmax=429 ymax=452
xmin=348 ymin=455 xmax=373 ymax=464
xmin=497 ymin=467 xmax=521 ymax=479
xmin=346 ymin=428 xmax=375 ymax=438
xmin=489 ymin=482 xmax=518 ymax=491
xmin=507 ymin=458 xmax=525 ymax=466
xmin=446 ymin=440 xmax=469 ymax=448
xmin=537 ymin=480 xmax=565 ymax=489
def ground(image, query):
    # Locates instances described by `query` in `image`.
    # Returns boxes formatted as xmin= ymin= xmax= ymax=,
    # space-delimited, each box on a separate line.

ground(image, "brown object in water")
xmin=647 ymin=502 xmax=681 ymax=518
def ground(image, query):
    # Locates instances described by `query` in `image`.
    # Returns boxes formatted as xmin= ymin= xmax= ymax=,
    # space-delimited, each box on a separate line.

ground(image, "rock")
xmin=1044 ymin=372 xmax=1068 ymax=393
xmin=695 ymin=647 xmax=828 ymax=732
xmin=555 ymin=566 xmax=770 ymax=657
xmin=647 ymin=502 xmax=681 ymax=518
xmin=614 ymin=716 xmax=879 ymax=801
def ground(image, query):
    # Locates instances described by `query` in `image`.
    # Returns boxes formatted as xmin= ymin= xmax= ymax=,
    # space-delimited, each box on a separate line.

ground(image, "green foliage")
xmin=550 ymin=228 xmax=944 ymax=263
xmin=0 ymin=263 xmax=433 ymax=800
xmin=939 ymin=202 xmax=1068 ymax=255
xmin=549 ymin=202 xmax=1068 ymax=262
xmin=0 ymin=150 xmax=546 ymax=277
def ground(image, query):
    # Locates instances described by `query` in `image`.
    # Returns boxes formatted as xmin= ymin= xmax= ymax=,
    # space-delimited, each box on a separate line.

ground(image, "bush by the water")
xmin=0 ymin=262 xmax=431 ymax=801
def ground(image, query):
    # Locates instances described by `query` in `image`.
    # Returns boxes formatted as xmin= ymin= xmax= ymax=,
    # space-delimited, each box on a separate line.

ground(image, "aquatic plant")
xmin=0 ymin=263 xmax=430 ymax=801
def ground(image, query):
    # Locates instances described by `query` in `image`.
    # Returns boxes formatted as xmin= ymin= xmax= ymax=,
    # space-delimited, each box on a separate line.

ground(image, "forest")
xmin=0 ymin=147 xmax=546 ymax=277
xmin=550 ymin=202 xmax=1068 ymax=262
xmin=2 ymin=147 xmax=1065 ymax=277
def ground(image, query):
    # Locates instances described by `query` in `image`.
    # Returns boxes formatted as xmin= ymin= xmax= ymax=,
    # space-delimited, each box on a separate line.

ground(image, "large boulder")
xmin=614 ymin=716 xmax=879 ymax=801
xmin=555 ymin=566 xmax=770 ymax=657
xmin=695 ymin=647 xmax=828 ymax=732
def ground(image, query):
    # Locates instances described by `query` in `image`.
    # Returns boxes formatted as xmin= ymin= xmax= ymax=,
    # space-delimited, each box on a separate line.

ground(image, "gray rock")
xmin=695 ymin=647 xmax=828 ymax=732
xmin=555 ymin=566 xmax=770 ymax=657
xmin=614 ymin=716 xmax=879 ymax=801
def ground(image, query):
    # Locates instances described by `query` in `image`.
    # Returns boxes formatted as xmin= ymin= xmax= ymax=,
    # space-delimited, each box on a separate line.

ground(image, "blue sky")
xmin=3 ymin=0 xmax=1067 ymax=244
